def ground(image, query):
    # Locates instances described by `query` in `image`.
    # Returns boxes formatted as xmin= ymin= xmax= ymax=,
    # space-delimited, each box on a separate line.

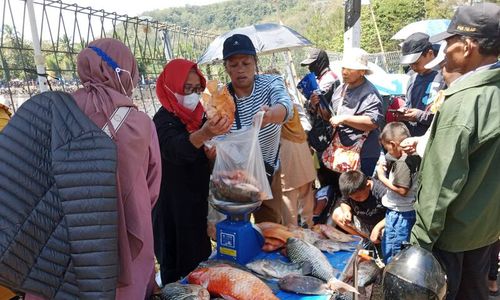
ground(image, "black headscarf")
xmin=308 ymin=50 xmax=330 ymax=78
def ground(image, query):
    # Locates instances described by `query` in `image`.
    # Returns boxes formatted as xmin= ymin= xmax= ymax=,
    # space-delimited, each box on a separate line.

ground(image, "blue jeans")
xmin=382 ymin=209 xmax=416 ymax=264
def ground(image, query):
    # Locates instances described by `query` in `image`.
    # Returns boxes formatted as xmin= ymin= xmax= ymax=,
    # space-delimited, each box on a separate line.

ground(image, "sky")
xmin=1 ymin=0 xmax=227 ymax=42
xmin=71 ymin=0 xmax=227 ymax=16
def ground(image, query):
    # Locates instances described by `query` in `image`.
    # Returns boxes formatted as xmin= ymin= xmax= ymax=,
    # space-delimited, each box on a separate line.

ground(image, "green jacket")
xmin=411 ymin=66 xmax=500 ymax=252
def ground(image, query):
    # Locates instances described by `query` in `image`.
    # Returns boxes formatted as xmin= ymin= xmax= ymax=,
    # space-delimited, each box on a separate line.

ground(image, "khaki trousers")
xmin=281 ymin=182 xmax=315 ymax=228
xmin=253 ymin=167 xmax=283 ymax=224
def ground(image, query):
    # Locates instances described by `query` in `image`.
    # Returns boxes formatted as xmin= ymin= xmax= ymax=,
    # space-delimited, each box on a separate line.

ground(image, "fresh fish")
xmin=245 ymin=259 xmax=312 ymax=279
xmin=261 ymin=227 xmax=295 ymax=243
xmin=286 ymin=238 xmax=358 ymax=294
xmin=262 ymin=237 xmax=286 ymax=252
xmin=313 ymin=239 xmax=356 ymax=253
xmin=210 ymin=171 xmax=264 ymax=202
xmin=278 ymin=274 xmax=332 ymax=295
xmin=357 ymin=260 xmax=382 ymax=287
xmin=312 ymin=224 xmax=357 ymax=243
xmin=289 ymin=227 xmax=325 ymax=244
xmin=187 ymin=265 xmax=279 ymax=300
xmin=286 ymin=237 xmax=338 ymax=281
xmin=256 ymin=222 xmax=289 ymax=231
xmin=198 ymin=260 xmax=280 ymax=293
xmin=152 ymin=282 xmax=210 ymax=300
xmin=198 ymin=259 xmax=250 ymax=271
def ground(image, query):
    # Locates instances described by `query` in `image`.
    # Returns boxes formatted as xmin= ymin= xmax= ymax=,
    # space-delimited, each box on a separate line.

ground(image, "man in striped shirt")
xmin=222 ymin=34 xmax=293 ymax=223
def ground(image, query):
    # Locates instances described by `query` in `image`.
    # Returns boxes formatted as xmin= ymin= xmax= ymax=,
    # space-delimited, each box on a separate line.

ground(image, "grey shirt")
xmin=382 ymin=154 xmax=421 ymax=212
xmin=331 ymin=79 xmax=383 ymax=159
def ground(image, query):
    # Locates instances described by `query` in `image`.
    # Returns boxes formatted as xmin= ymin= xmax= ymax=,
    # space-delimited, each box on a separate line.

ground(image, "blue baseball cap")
xmin=222 ymin=34 xmax=256 ymax=60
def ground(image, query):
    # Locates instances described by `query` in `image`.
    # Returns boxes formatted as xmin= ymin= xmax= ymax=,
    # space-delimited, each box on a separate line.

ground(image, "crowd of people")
xmin=0 ymin=2 xmax=498 ymax=300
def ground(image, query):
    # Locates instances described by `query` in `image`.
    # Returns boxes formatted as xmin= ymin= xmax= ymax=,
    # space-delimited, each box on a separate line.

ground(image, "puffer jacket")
xmin=0 ymin=91 xmax=119 ymax=299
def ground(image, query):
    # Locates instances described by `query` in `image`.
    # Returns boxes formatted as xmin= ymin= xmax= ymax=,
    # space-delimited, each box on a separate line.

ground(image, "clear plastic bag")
xmin=210 ymin=111 xmax=273 ymax=201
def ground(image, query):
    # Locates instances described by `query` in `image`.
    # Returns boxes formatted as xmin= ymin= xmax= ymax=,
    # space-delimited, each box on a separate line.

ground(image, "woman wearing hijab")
xmin=153 ymin=59 xmax=231 ymax=284
xmin=24 ymin=38 xmax=162 ymax=300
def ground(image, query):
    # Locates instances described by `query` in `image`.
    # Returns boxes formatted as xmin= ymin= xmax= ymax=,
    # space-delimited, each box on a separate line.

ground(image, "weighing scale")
xmin=210 ymin=197 xmax=264 ymax=265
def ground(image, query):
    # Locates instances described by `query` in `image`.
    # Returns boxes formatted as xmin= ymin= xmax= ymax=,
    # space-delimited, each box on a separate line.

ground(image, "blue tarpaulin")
xmin=259 ymin=249 xmax=356 ymax=299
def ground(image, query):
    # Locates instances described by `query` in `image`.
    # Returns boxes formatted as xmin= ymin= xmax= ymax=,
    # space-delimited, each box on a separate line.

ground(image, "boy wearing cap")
xmin=399 ymin=32 xmax=445 ymax=137
xmin=410 ymin=3 xmax=500 ymax=299
xmin=222 ymin=34 xmax=293 ymax=224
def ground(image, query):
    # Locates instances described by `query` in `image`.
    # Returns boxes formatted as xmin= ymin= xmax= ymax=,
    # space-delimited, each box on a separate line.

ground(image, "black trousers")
xmin=153 ymin=194 xmax=211 ymax=285
xmin=433 ymin=244 xmax=491 ymax=300
xmin=489 ymin=240 xmax=500 ymax=281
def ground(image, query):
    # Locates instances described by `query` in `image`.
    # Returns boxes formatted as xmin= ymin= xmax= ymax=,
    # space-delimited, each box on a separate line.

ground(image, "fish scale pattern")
xmin=0 ymin=91 xmax=119 ymax=299
xmin=286 ymin=237 xmax=337 ymax=282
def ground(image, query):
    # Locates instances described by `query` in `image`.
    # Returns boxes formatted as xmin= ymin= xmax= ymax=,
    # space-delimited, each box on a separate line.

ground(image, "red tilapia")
xmin=187 ymin=265 xmax=279 ymax=300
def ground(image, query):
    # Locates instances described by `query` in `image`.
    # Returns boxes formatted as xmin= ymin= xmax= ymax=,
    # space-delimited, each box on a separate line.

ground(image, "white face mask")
xmin=175 ymin=92 xmax=200 ymax=112
xmin=165 ymin=85 xmax=201 ymax=111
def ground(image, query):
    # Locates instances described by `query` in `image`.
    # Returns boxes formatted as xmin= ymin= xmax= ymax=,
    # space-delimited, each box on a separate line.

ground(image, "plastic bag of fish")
xmin=210 ymin=170 xmax=264 ymax=203
xmin=209 ymin=111 xmax=272 ymax=202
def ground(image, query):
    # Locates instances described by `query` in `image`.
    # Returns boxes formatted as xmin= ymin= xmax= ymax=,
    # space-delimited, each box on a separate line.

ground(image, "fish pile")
xmin=187 ymin=264 xmax=278 ymax=300
xmin=256 ymin=222 xmax=358 ymax=253
xmin=210 ymin=170 xmax=264 ymax=203
xmin=151 ymin=282 xmax=210 ymax=300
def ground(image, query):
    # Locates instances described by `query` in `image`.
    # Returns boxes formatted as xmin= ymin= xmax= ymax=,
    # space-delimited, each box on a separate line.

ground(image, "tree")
xmin=360 ymin=0 xmax=427 ymax=53
xmin=1 ymin=25 xmax=36 ymax=80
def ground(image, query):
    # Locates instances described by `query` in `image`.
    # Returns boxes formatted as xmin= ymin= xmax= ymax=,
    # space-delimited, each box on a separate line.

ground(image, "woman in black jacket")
xmin=152 ymin=59 xmax=231 ymax=284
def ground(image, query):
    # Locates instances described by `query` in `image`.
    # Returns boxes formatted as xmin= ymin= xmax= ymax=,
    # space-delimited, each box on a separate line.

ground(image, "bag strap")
xmin=102 ymin=106 xmax=132 ymax=138
xmin=336 ymin=83 xmax=370 ymax=142
xmin=335 ymin=84 xmax=349 ymax=116
xmin=227 ymin=83 xmax=242 ymax=130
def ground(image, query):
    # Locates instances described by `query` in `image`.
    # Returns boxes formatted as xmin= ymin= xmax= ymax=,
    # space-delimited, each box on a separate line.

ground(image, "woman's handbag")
xmin=321 ymin=130 xmax=368 ymax=173
xmin=307 ymin=115 xmax=334 ymax=152
xmin=307 ymin=84 xmax=347 ymax=153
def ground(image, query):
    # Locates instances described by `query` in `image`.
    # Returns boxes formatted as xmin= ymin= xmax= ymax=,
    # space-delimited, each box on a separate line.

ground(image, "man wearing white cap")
xmin=400 ymin=41 xmax=462 ymax=157
xmin=323 ymin=48 xmax=383 ymax=177
xmin=399 ymin=33 xmax=445 ymax=137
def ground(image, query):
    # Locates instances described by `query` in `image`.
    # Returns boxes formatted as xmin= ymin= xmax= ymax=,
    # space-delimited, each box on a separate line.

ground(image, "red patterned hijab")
xmin=156 ymin=59 xmax=206 ymax=132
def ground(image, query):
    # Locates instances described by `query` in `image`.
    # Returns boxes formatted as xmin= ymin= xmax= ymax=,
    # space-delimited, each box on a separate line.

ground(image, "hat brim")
xmin=429 ymin=31 xmax=456 ymax=43
xmin=424 ymin=41 xmax=447 ymax=70
xmin=300 ymin=58 xmax=316 ymax=66
xmin=341 ymin=61 xmax=372 ymax=75
xmin=400 ymin=52 xmax=422 ymax=65
xmin=223 ymin=50 xmax=257 ymax=60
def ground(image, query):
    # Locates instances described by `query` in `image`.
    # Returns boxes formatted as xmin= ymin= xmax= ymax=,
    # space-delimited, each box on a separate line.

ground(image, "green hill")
xmin=143 ymin=0 xmax=461 ymax=53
